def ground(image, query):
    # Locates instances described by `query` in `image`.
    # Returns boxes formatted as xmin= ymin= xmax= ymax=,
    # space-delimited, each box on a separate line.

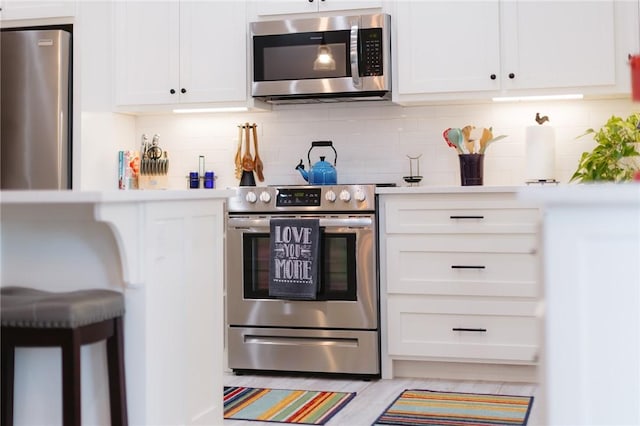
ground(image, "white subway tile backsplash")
xmin=132 ymin=98 xmax=637 ymax=189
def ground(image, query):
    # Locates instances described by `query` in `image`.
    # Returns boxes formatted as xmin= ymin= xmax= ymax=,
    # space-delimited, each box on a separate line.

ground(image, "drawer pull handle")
xmin=450 ymin=215 xmax=484 ymax=220
xmin=451 ymin=265 xmax=486 ymax=269
xmin=452 ymin=328 xmax=487 ymax=333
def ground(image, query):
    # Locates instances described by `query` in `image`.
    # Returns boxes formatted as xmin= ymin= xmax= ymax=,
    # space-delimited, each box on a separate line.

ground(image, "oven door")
xmin=226 ymin=214 xmax=377 ymax=330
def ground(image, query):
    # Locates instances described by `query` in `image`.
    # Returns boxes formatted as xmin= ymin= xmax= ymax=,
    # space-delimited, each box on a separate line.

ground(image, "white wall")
xmin=126 ymin=97 xmax=638 ymax=190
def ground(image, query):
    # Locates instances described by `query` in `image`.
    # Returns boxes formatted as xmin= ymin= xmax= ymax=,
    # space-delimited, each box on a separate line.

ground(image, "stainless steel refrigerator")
xmin=1 ymin=29 xmax=72 ymax=189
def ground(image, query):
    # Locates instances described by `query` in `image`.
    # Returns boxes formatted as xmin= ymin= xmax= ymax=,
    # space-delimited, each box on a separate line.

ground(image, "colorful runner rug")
xmin=224 ymin=386 xmax=356 ymax=425
xmin=372 ymin=389 xmax=534 ymax=426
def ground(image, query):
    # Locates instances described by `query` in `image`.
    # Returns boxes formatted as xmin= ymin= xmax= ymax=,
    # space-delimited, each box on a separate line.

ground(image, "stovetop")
xmin=227 ymin=184 xmax=384 ymax=213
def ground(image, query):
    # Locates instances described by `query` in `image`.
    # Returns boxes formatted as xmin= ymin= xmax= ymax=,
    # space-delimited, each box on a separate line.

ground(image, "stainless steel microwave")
xmin=250 ymin=14 xmax=391 ymax=104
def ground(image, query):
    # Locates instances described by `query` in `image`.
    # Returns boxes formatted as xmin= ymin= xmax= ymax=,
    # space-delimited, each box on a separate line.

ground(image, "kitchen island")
xmin=0 ymin=189 xmax=232 ymax=425
xmin=520 ymin=184 xmax=640 ymax=425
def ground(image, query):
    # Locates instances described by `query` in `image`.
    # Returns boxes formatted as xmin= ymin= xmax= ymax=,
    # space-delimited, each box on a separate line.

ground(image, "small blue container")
xmin=204 ymin=171 xmax=215 ymax=189
xmin=189 ymin=171 xmax=200 ymax=189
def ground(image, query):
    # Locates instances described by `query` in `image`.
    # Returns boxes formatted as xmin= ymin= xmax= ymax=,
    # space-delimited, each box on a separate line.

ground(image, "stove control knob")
xmin=325 ymin=190 xmax=337 ymax=202
xmin=245 ymin=191 xmax=257 ymax=203
xmin=259 ymin=191 xmax=271 ymax=203
xmin=339 ymin=189 xmax=351 ymax=202
xmin=354 ymin=189 xmax=367 ymax=202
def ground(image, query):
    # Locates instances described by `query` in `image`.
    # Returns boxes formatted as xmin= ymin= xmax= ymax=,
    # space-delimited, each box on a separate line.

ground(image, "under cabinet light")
xmin=173 ymin=107 xmax=249 ymax=114
xmin=492 ymin=94 xmax=584 ymax=102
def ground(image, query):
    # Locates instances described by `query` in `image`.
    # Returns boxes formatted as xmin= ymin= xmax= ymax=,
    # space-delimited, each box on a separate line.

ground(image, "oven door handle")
xmin=228 ymin=217 xmax=373 ymax=228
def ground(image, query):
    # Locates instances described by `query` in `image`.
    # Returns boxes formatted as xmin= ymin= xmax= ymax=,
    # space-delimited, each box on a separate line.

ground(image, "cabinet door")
xmin=319 ymin=0 xmax=382 ymax=12
xmin=501 ymin=1 xmax=616 ymax=91
xmin=115 ymin=1 xmax=180 ymax=106
xmin=253 ymin=0 xmax=381 ymax=16
xmin=385 ymin=235 xmax=538 ymax=298
xmin=387 ymin=296 xmax=538 ymax=362
xmin=252 ymin=0 xmax=317 ymax=16
xmin=1 ymin=0 xmax=76 ymax=20
xmin=395 ymin=1 xmax=501 ymax=95
xmin=179 ymin=1 xmax=246 ymax=103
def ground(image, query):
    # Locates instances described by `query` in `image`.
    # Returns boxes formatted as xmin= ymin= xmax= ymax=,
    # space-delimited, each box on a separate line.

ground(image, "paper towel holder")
xmin=525 ymin=112 xmax=557 ymax=184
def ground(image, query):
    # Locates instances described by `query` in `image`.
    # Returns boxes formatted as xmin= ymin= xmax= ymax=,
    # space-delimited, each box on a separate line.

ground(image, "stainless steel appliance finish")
xmin=226 ymin=185 xmax=380 ymax=377
xmin=1 ymin=29 xmax=72 ymax=190
xmin=250 ymin=14 xmax=391 ymax=104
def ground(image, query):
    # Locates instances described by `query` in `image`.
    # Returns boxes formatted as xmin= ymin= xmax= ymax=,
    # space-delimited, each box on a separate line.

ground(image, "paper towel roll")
xmin=525 ymin=125 xmax=556 ymax=181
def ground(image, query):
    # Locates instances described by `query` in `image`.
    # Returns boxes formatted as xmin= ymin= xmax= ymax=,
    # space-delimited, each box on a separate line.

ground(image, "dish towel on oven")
xmin=268 ymin=218 xmax=320 ymax=300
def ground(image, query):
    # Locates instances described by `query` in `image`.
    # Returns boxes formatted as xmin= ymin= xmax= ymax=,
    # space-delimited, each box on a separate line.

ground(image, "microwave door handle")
xmin=350 ymin=24 xmax=362 ymax=89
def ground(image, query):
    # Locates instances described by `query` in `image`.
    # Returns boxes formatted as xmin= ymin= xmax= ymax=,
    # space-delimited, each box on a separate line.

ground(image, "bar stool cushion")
xmin=1 ymin=287 xmax=125 ymax=329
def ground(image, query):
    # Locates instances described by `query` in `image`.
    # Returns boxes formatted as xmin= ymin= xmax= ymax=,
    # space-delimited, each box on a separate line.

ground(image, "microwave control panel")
xmin=360 ymin=28 xmax=383 ymax=77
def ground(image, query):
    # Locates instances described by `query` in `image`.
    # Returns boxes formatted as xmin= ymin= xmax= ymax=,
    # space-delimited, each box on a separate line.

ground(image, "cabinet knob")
xmin=308 ymin=0 xmax=313 ymax=2
xmin=181 ymin=88 xmax=187 ymax=94
xmin=490 ymin=74 xmax=496 ymax=80
xmin=170 ymin=89 xmax=176 ymax=94
xmin=508 ymin=73 xmax=515 ymax=79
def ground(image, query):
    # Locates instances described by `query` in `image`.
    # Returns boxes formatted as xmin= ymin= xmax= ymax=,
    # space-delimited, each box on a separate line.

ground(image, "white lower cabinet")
xmin=388 ymin=297 xmax=538 ymax=362
xmin=379 ymin=189 xmax=540 ymax=381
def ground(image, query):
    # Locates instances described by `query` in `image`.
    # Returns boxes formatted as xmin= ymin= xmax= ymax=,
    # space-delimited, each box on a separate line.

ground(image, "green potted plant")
xmin=570 ymin=112 xmax=640 ymax=182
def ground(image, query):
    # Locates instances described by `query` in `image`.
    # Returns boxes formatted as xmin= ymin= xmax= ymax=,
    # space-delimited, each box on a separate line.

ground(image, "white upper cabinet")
xmin=1 ymin=0 xmax=76 ymax=21
xmin=395 ymin=1 xmax=501 ymax=96
xmin=500 ymin=1 xmax=615 ymax=91
xmin=394 ymin=0 xmax=639 ymax=104
xmin=114 ymin=1 xmax=247 ymax=110
xmin=252 ymin=0 xmax=382 ymax=16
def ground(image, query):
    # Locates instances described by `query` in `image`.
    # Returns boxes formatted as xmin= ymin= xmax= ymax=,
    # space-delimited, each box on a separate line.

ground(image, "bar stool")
xmin=0 ymin=286 xmax=128 ymax=426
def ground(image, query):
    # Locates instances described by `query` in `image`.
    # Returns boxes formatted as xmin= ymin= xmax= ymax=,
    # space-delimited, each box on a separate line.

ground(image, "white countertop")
xmin=375 ymin=185 xmax=527 ymax=195
xmin=518 ymin=183 xmax=640 ymax=206
xmin=0 ymin=189 xmax=234 ymax=204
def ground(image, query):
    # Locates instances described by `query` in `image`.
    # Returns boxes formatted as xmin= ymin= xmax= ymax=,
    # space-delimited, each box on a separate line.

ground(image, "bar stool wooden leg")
xmin=1 ymin=334 xmax=15 ymax=426
xmin=107 ymin=317 xmax=128 ymax=426
xmin=61 ymin=329 xmax=82 ymax=426
xmin=1 ymin=288 xmax=127 ymax=425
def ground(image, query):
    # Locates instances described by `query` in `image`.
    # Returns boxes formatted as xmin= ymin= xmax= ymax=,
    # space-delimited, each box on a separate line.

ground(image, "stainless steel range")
xmin=226 ymin=184 xmax=379 ymax=378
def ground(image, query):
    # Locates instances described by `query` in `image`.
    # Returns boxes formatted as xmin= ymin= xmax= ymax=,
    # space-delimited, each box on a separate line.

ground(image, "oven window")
xmin=242 ymin=232 xmax=357 ymax=301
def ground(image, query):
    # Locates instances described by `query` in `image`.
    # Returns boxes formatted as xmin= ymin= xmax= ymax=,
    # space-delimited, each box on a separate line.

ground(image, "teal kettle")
xmin=295 ymin=141 xmax=338 ymax=185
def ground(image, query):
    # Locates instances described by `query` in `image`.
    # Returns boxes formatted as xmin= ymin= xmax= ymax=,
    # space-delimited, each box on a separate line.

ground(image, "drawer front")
xmin=387 ymin=296 xmax=538 ymax=362
xmin=386 ymin=235 xmax=537 ymax=297
xmin=384 ymin=199 xmax=539 ymax=234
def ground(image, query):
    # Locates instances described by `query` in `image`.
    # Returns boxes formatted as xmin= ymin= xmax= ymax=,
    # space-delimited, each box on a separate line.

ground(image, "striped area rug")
xmin=224 ymin=386 xmax=355 ymax=424
xmin=373 ymin=389 xmax=534 ymax=426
